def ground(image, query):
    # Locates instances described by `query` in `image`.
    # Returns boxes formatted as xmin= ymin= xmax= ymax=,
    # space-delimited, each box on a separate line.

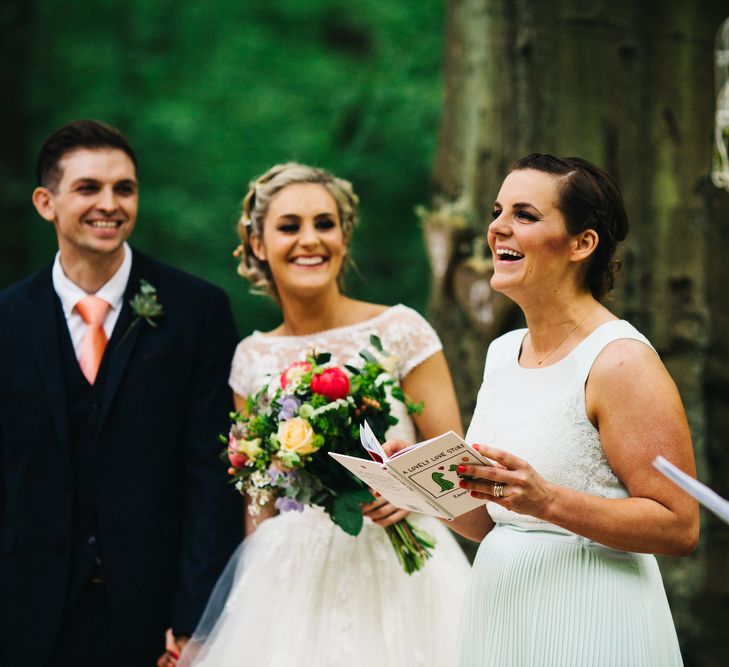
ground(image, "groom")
xmin=0 ymin=120 xmax=243 ymax=666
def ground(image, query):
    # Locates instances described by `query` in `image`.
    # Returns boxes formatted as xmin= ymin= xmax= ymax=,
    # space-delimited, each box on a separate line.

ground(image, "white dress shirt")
xmin=52 ymin=243 xmax=133 ymax=359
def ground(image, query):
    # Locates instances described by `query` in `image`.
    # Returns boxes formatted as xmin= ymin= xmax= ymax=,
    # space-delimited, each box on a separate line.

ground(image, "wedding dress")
xmin=181 ymin=305 xmax=471 ymax=667
xmin=458 ymin=320 xmax=684 ymax=666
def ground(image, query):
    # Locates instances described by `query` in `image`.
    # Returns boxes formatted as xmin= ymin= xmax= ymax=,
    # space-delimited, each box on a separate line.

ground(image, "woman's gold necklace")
xmin=529 ymin=309 xmax=594 ymax=366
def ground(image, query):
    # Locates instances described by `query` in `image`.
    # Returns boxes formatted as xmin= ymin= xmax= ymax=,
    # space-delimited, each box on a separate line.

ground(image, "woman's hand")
xmin=457 ymin=444 xmax=554 ymax=519
xmin=361 ymin=492 xmax=410 ymax=527
xmin=381 ymin=438 xmax=411 ymax=458
xmin=156 ymin=629 xmax=188 ymax=666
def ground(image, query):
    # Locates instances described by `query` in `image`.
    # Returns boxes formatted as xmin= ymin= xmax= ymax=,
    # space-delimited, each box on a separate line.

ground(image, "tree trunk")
xmin=426 ymin=1 xmax=729 ymax=663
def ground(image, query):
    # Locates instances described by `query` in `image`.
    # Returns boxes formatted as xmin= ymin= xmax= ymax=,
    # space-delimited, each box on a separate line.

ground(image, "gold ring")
xmin=492 ymin=482 xmax=505 ymax=498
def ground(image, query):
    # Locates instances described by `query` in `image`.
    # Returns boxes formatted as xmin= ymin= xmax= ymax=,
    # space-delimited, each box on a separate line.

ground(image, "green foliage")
xmin=9 ymin=0 xmax=445 ymax=334
xmin=332 ymin=488 xmax=374 ymax=536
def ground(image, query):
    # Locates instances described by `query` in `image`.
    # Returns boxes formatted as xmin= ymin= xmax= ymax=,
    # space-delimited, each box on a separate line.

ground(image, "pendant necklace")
xmin=529 ymin=309 xmax=595 ymax=366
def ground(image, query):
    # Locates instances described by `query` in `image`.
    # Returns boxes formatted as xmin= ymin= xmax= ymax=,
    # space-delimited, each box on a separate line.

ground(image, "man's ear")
xmin=249 ymin=232 xmax=267 ymax=262
xmin=32 ymin=187 xmax=57 ymax=222
xmin=571 ymin=229 xmax=599 ymax=263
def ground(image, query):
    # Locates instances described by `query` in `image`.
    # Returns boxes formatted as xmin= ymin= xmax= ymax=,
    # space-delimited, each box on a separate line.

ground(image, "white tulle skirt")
xmin=180 ymin=506 xmax=471 ymax=667
xmin=458 ymin=524 xmax=683 ymax=666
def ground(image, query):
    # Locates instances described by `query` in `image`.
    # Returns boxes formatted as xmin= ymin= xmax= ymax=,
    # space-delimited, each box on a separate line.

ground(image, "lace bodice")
xmin=229 ymin=304 xmax=442 ymax=442
xmin=465 ymin=320 xmax=654 ymax=531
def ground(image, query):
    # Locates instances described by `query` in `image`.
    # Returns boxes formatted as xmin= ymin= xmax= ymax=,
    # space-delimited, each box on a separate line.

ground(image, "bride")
xmin=176 ymin=163 xmax=471 ymax=666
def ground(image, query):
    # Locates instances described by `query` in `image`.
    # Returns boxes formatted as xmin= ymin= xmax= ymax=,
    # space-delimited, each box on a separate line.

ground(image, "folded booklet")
xmin=653 ymin=455 xmax=729 ymax=525
xmin=328 ymin=421 xmax=491 ymax=520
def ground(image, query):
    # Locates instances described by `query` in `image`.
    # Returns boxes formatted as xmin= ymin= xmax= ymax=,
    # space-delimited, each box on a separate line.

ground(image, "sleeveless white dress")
xmin=182 ymin=305 xmax=471 ymax=667
xmin=458 ymin=320 xmax=684 ymax=666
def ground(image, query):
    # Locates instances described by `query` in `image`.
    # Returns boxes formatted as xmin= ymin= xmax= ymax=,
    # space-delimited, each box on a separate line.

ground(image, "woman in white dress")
xmin=389 ymin=154 xmax=699 ymax=666
xmin=175 ymin=163 xmax=471 ymax=666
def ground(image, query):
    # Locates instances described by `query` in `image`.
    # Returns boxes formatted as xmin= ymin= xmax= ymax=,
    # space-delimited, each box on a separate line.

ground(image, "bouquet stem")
xmin=385 ymin=519 xmax=436 ymax=575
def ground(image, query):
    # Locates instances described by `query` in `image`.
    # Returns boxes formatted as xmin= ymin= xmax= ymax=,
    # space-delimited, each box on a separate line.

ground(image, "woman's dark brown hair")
xmin=511 ymin=154 xmax=629 ymax=299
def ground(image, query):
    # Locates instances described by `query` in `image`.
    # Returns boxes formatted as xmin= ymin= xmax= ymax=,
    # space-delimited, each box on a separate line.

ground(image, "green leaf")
xmin=344 ymin=364 xmax=361 ymax=375
xmin=315 ymin=352 xmax=331 ymax=365
xmin=359 ymin=349 xmax=377 ymax=364
xmin=407 ymin=400 xmax=425 ymax=416
xmin=369 ymin=334 xmax=383 ymax=352
xmin=331 ymin=489 xmax=373 ymax=536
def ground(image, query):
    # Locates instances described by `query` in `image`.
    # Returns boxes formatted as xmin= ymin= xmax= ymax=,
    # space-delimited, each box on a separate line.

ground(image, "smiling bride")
xmin=175 ymin=163 xmax=471 ymax=667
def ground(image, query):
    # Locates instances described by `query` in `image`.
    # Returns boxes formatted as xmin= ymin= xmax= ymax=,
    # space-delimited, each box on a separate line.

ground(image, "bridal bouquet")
xmin=224 ymin=335 xmax=435 ymax=574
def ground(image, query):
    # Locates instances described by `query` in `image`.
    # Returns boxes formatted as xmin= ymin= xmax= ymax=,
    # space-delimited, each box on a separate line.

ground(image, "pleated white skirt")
xmin=458 ymin=524 xmax=683 ymax=667
xmin=180 ymin=506 xmax=471 ymax=667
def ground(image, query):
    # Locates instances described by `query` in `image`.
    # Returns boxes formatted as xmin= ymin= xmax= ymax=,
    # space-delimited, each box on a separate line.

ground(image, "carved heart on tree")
xmin=452 ymin=256 xmax=517 ymax=337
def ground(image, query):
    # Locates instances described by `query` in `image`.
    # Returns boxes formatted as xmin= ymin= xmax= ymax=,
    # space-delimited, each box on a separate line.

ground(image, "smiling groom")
xmin=0 ymin=120 xmax=242 ymax=666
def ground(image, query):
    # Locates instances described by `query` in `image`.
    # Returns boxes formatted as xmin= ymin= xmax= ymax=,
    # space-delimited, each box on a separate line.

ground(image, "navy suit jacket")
xmin=0 ymin=249 xmax=243 ymax=666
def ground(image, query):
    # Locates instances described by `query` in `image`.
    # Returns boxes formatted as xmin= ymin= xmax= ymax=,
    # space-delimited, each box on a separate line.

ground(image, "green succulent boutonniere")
xmin=117 ymin=279 xmax=164 ymax=347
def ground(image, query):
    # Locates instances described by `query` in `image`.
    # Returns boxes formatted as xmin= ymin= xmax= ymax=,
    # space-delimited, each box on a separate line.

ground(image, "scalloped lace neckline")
xmin=252 ymin=304 xmax=405 ymax=342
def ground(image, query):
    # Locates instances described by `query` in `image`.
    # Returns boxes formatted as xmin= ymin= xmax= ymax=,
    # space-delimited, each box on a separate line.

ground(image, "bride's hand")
xmin=362 ymin=492 xmax=410 ymax=527
xmin=382 ymin=438 xmax=410 ymax=458
xmin=157 ymin=628 xmax=185 ymax=666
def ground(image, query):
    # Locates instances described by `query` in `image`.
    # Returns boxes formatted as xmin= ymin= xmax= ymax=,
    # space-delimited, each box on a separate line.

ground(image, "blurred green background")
xmin=0 ymin=0 xmax=445 ymax=334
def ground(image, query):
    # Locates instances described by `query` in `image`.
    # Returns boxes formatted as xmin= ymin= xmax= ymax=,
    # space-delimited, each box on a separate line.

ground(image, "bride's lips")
xmin=289 ymin=254 xmax=329 ymax=267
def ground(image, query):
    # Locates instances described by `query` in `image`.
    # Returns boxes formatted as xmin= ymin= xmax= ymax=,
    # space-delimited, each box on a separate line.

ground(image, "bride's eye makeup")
xmin=315 ymin=216 xmax=337 ymax=230
xmin=277 ymin=221 xmax=300 ymax=233
xmin=275 ymin=215 xmax=337 ymax=234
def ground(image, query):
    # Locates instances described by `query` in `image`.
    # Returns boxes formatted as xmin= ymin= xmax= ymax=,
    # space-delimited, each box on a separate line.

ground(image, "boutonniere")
xmin=117 ymin=279 xmax=164 ymax=347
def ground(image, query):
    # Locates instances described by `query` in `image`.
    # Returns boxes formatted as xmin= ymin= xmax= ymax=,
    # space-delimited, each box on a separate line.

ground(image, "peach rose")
xmin=277 ymin=417 xmax=317 ymax=455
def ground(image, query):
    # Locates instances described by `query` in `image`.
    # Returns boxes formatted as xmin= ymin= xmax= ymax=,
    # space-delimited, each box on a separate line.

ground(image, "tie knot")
xmin=75 ymin=295 xmax=110 ymax=326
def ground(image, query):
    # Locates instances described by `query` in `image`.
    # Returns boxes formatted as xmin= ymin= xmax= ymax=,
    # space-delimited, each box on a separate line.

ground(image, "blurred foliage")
xmin=1 ymin=0 xmax=445 ymax=335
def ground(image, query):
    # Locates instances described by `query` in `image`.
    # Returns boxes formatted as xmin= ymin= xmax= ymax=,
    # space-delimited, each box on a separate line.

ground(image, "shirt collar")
xmin=52 ymin=242 xmax=133 ymax=317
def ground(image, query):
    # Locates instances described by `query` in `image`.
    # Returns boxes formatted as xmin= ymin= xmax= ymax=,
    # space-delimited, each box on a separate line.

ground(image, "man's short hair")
xmin=36 ymin=119 xmax=138 ymax=191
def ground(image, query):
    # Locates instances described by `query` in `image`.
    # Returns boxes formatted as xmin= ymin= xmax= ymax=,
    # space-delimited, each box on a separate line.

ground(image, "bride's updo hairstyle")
xmin=235 ymin=162 xmax=359 ymax=300
xmin=511 ymin=154 xmax=629 ymax=300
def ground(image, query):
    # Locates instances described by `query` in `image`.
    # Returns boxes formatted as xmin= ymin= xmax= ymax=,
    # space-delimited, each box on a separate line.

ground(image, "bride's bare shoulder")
xmin=349 ymin=300 xmax=390 ymax=322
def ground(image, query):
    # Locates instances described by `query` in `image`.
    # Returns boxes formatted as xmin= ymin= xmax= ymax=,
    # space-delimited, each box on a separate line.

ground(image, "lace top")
xmin=465 ymin=320 xmax=654 ymax=532
xmin=229 ymin=304 xmax=442 ymax=441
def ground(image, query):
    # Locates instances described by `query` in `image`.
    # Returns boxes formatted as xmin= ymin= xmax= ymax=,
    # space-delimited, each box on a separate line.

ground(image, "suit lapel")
xmin=27 ymin=268 xmax=72 ymax=455
xmin=95 ymin=250 xmax=148 ymax=434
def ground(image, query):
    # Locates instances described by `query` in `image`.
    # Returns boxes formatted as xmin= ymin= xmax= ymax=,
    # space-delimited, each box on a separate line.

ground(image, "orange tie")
xmin=75 ymin=295 xmax=110 ymax=385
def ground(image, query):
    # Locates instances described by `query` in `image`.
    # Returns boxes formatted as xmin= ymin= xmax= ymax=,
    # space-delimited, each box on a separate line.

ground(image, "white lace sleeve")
xmin=379 ymin=305 xmax=443 ymax=378
xmin=229 ymin=338 xmax=259 ymax=398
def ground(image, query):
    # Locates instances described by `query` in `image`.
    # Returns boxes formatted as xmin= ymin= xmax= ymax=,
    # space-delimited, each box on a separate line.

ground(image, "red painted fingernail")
xmin=457 ymin=465 xmax=467 ymax=474
xmin=473 ymin=444 xmax=480 ymax=451
xmin=470 ymin=491 xmax=479 ymax=497
xmin=459 ymin=479 xmax=467 ymax=488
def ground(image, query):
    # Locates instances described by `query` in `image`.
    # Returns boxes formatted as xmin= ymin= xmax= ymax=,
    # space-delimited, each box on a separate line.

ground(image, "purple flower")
xmin=278 ymin=395 xmax=301 ymax=421
xmin=275 ymin=496 xmax=305 ymax=513
xmin=267 ymin=466 xmax=285 ymax=485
